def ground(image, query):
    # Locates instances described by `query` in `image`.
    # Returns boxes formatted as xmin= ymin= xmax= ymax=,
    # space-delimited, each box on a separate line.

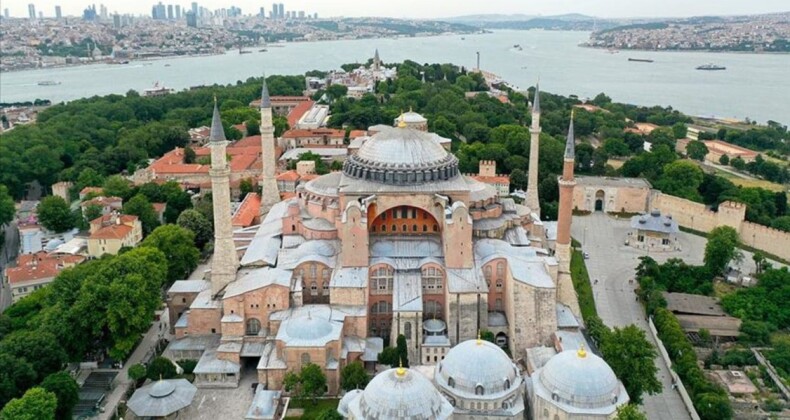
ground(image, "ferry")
xmin=143 ymin=82 xmax=174 ymax=97
xmin=628 ymin=58 xmax=654 ymax=63
xmin=696 ymin=63 xmax=726 ymax=71
xmin=37 ymin=81 xmax=61 ymax=86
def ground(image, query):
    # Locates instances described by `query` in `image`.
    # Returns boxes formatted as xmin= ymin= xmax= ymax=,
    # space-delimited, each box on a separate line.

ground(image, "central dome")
xmin=539 ymin=349 xmax=623 ymax=409
xmin=285 ymin=315 xmax=333 ymax=341
xmin=437 ymin=339 xmax=520 ymax=396
xmin=349 ymin=367 xmax=453 ymax=419
xmin=343 ymin=126 xmax=459 ymax=185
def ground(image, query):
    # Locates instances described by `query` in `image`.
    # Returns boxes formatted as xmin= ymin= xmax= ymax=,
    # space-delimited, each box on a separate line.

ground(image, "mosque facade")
xmin=165 ymin=77 xmax=628 ymax=418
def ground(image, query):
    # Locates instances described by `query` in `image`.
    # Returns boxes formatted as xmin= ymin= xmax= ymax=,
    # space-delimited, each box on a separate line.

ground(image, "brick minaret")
xmin=259 ymin=75 xmax=280 ymax=216
xmin=208 ymin=99 xmax=238 ymax=296
xmin=555 ymin=110 xmax=581 ymax=316
xmin=526 ymin=83 xmax=541 ymax=218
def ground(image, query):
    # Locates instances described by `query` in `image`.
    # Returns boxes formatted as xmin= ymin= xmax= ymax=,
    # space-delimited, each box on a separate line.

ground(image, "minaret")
xmin=555 ymin=110 xmax=581 ymax=317
xmin=526 ymin=83 xmax=542 ymax=218
xmin=208 ymin=98 xmax=238 ymax=296
xmin=259 ymin=75 xmax=280 ymax=216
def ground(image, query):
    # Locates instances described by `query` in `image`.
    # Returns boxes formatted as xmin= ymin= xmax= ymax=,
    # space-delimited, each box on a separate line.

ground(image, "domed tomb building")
xmin=165 ymin=81 xmax=579 ymax=396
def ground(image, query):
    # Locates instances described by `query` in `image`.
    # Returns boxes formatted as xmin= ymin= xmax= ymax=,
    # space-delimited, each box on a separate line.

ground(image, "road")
xmin=572 ymin=213 xmax=695 ymax=420
xmin=0 ymin=221 xmax=19 ymax=313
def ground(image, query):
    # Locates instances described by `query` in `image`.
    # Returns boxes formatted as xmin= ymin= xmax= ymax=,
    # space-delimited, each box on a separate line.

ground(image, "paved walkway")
xmin=572 ymin=213 xmax=693 ymax=420
xmin=93 ymin=310 xmax=172 ymax=420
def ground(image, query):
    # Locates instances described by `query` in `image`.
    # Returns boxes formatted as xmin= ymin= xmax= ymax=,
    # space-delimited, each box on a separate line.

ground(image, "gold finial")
xmin=397 ymin=110 xmax=407 ymax=128
xmin=577 ymin=344 xmax=587 ymax=358
xmin=159 ymin=374 xmax=163 ymax=381
xmin=477 ymin=330 xmax=482 ymax=345
xmin=396 ymin=358 xmax=406 ymax=377
xmin=409 ymin=106 xmax=413 ymax=113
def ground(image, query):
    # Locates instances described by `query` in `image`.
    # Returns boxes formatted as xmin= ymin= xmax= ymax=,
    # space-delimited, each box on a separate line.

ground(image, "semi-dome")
xmin=284 ymin=315 xmax=333 ymax=341
xmin=343 ymin=126 xmax=459 ymax=185
xmin=539 ymin=348 xmax=624 ymax=409
xmin=348 ymin=367 xmax=453 ymax=419
xmin=436 ymin=339 xmax=520 ymax=397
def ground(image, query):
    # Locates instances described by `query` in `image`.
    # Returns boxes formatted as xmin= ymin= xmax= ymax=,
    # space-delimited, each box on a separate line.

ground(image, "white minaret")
xmin=526 ymin=83 xmax=542 ymax=218
xmin=259 ymin=75 xmax=280 ymax=216
xmin=208 ymin=99 xmax=238 ymax=296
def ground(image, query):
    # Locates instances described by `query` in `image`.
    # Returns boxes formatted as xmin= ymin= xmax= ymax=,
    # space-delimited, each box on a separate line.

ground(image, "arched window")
xmin=310 ymin=282 xmax=318 ymax=296
xmin=448 ymin=377 xmax=455 ymax=388
xmin=402 ymin=224 xmax=407 ymax=232
xmin=404 ymin=322 xmax=412 ymax=339
xmin=371 ymin=266 xmax=394 ymax=294
xmin=504 ymin=378 xmax=511 ymax=389
xmin=475 ymin=384 xmax=484 ymax=395
xmin=291 ymin=224 xmax=296 ymax=232
xmin=382 ymin=224 xmax=387 ymax=232
xmin=423 ymin=224 xmax=427 ymax=232
xmin=424 ymin=300 xmax=442 ymax=319
xmin=484 ymin=265 xmax=492 ymax=281
xmin=391 ymin=224 xmax=396 ymax=232
xmin=421 ymin=267 xmax=443 ymax=294
xmin=412 ymin=224 xmax=417 ymax=232
xmin=301 ymin=352 xmax=311 ymax=367
xmin=496 ymin=261 xmax=505 ymax=277
xmin=246 ymin=318 xmax=261 ymax=335
xmin=433 ymin=224 xmax=438 ymax=232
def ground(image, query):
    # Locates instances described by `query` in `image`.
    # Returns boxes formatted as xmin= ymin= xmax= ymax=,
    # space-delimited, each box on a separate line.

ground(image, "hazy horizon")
xmin=5 ymin=0 xmax=790 ymax=20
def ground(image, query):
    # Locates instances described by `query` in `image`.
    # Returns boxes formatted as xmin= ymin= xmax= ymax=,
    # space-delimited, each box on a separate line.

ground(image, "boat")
xmin=696 ymin=63 xmax=726 ymax=71
xmin=37 ymin=81 xmax=61 ymax=86
xmin=628 ymin=58 xmax=654 ymax=63
xmin=164 ymin=64 xmax=171 ymax=67
xmin=258 ymin=49 xmax=268 ymax=52
xmin=143 ymin=82 xmax=174 ymax=97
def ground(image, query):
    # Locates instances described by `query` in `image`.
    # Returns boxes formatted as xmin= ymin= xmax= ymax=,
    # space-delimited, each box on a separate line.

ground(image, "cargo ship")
xmin=628 ymin=58 xmax=654 ymax=63
xmin=696 ymin=63 xmax=726 ymax=71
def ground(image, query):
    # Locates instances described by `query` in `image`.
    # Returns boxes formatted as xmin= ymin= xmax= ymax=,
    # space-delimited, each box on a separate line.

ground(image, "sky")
xmin=6 ymin=0 xmax=789 ymax=19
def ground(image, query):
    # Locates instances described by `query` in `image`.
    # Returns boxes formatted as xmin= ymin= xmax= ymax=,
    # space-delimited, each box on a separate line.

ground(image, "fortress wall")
xmin=740 ymin=221 xmax=790 ymax=261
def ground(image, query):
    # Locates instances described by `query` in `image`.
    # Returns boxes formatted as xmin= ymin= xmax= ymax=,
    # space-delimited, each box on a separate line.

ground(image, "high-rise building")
xmin=54 ymin=5 xmax=61 ymax=19
xmin=185 ymin=11 xmax=197 ymax=27
xmin=271 ymin=3 xmax=277 ymax=19
xmin=28 ymin=4 xmax=36 ymax=20
xmin=112 ymin=13 xmax=121 ymax=28
xmin=100 ymin=4 xmax=108 ymax=20
xmin=167 ymin=4 xmax=173 ymax=19
xmin=3 ymin=8 xmax=9 ymax=19
xmin=152 ymin=2 xmax=166 ymax=20
xmin=278 ymin=3 xmax=284 ymax=19
xmin=175 ymin=5 xmax=181 ymax=19
xmin=83 ymin=5 xmax=97 ymax=21
xmin=298 ymin=10 xmax=305 ymax=19
xmin=191 ymin=1 xmax=198 ymax=16
xmin=259 ymin=7 xmax=264 ymax=17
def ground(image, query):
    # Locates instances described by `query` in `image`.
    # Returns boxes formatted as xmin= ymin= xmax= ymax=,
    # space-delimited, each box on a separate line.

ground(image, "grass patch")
xmin=285 ymin=398 xmax=340 ymax=420
xmin=570 ymin=249 xmax=597 ymax=322
xmin=713 ymin=168 xmax=786 ymax=192
xmin=713 ymin=281 xmax=738 ymax=299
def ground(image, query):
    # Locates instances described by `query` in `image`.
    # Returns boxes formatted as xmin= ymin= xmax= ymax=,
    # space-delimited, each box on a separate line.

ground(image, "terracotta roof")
xmin=282 ymin=128 xmax=345 ymax=138
xmin=81 ymin=196 xmax=122 ymax=208
xmin=233 ymin=135 xmax=262 ymax=148
xmin=703 ymin=140 xmax=758 ymax=158
xmin=232 ymin=193 xmax=261 ymax=227
xmin=349 ymin=130 xmax=367 ymax=139
xmin=6 ymin=252 xmax=85 ymax=285
xmin=300 ymin=174 xmax=319 ymax=182
xmin=287 ymin=100 xmax=315 ymax=128
xmin=80 ymin=187 xmax=103 ymax=196
xmin=250 ymin=96 xmax=312 ymax=108
xmin=472 ymin=175 xmax=511 ymax=184
xmin=280 ymin=192 xmax=297 ymax=200
xmin=90 ymin=224 xmax=134 ymax=240
xmin=90 ymin=213 xmax=138 ymax=226
xmin=276 ymin=170 xmax=300 ymax=182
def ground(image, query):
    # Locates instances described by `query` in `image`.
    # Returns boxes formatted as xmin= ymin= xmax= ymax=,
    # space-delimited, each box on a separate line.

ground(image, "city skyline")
xmin=6 ymin=0 xmax=789 ymax=19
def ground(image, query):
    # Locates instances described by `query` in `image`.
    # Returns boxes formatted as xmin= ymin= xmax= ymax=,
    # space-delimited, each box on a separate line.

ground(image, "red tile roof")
xmin=232 ymin=193 xmax=261 ymax=227
xmin=89 ymin=214 xmax=139 ymax=240
xmin=90 ymin=224 xmax=133 ymax=240
xmin=80 ymin=187 xmax=103 ymax=196
xmin=6 ymin=252 xmax=85 ymax=285
xmin=349 ymin=130 xmax=368 ymax=139
xmin=472 ymin=175 xmax=511 ymax=184
xmin=287 ymin=100 xmax=315 ymax=128
xmin=81 ymin=196 xmax=122 ymax=208
xmin=282 ymin=128 xmax=345 ymax=139
xmin=276 ymin=170 xmax=300 ymax=182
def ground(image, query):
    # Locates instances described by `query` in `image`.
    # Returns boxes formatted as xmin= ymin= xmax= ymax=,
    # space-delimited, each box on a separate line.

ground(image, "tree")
xmin=239 ymin=178 xmax=254 ymax=197
xmin=655 ymin=160 xmax=704 ymax=201
xmin=183 ymin=146 xmax=196 ymax=164
xmin=340 ymin=361 xmax=369 ymax=391
xmin=0 ymin=331 xmax=67 ymax=382
xmin=128 ymin=364 xmax=147 ymax=386
xmin=704 ymin=226 xmax=740 ymax=275
xmin=730 ymin=156 xmax=746 ymax=170
xmin=0 ymin=354 xmax=36 ymax=408
xmin=326 ymin=84 xmax=348 ymax=100
xmin=300 ymin=363 xmax=328 ymax=404
xmin=146 ymin=357 xmax=177 ymax=381
xmin=377 ymin=347 xmax=399 ymax=366
xmin=719 ymin=154 xmax=730 ymax=166
xmin=599 ymin=325 xmax=662 ymax=404
xmin=615 ymin=404 xmax=648 ymax=420
xmin=686 ymin=140 xmax=709 ymax=161
xmin=40 ymin=372 xmax=79 ymax=420
xmin=37 ymin=196 xmax=75 ymax=233
xmin=672 ymin=122 xmax=688 ymax=139
xmin=396 ymin=334 xmax=409 ymax=367
xmin=141 ymin=225 xmax=200 ymax=282
xmin=102 ymin=175 xmax=132 ymax=200
xmin=509 ymin=168 xmax=527 ymax=191
xmin=123 ymin=194 xmax=159 ymax=235
xmin=0 ymin=186 xmax=14 ymax=227
xmin=82 ymin=204 xmax=103 ymax=224
xmin=752 ymin=251 xmax=766 ymax=275
xmin=603 ymin=138 xmax=630 ymax=157
xmin=316 ymin=409 xmax=343 ymax=420
xmin=0 ymin=387 xmax=57 ymax=420
xmin=177 ymin=209 xmax=213 ymax=250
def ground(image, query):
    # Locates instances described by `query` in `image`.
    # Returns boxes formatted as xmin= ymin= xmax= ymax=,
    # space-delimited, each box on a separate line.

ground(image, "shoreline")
xmin=579 ymin=43 xmax=790 ymax=55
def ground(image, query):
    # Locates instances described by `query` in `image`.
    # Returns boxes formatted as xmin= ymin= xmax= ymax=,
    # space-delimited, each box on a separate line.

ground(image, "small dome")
xmin=149 ymin=380 xmax=176 ymax=398
xmin=285 ymin=315 xmax=333 ymax=341
xmin=539 ymin=349 xmax=621 ymax=409
xmin=396 ymin=111 xmax=428 ymax=123
xmin=337 ymin=389 xmax=362 ymax=417
xmin=423 ymin=319 xmax=447 ymax=333
xmin=436 ymin=339 xmax=519 ymax=396
xmin=349 ymin=367 xmax=453 ymax=419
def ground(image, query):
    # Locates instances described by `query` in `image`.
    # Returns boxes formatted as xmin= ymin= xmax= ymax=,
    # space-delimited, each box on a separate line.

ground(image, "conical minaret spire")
xmin=259 ymin=74 xmax=281 ymax=216
xmin=555 ymin=110 xmax=581 ymax=317
xmin=526 ymin=82 xmax=542 ymax=218
xmin=208 ymin=98 xmax=238 ymax=296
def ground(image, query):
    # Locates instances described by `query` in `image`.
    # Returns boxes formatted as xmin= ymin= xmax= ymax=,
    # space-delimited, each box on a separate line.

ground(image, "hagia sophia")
xmin=164 ymin=76 xmax=630 ymax=419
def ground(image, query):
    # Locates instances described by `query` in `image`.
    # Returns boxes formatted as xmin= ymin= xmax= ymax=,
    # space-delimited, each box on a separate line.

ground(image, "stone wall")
xmin=651 ymin=192 xmax=790 ymax=261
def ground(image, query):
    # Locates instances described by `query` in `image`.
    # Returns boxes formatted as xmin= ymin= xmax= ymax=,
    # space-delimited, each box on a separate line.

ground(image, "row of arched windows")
xmin=370 ymin=223 xmax=439 ymax=233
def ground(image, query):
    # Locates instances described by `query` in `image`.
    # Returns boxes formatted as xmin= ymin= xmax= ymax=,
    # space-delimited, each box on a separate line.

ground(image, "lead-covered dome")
xmin=285 ymin=316 xmax=333 ymax=341
xmin=343 ymin=126 xmax=459 ymax=185
xmin=436 ymin=339 xmax=520 ymax=397
xmin=347 ymin=367 xmax=453 ymax=419
xmin=539 ymin=349 xmax=625 ymax=409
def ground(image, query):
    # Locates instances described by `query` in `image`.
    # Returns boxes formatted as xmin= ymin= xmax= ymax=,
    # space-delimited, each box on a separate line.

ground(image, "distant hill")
xmin=439 ymin=13 xmax=618 ymax=31
xmin=444 ymin=13 xmax=595 ymax=23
